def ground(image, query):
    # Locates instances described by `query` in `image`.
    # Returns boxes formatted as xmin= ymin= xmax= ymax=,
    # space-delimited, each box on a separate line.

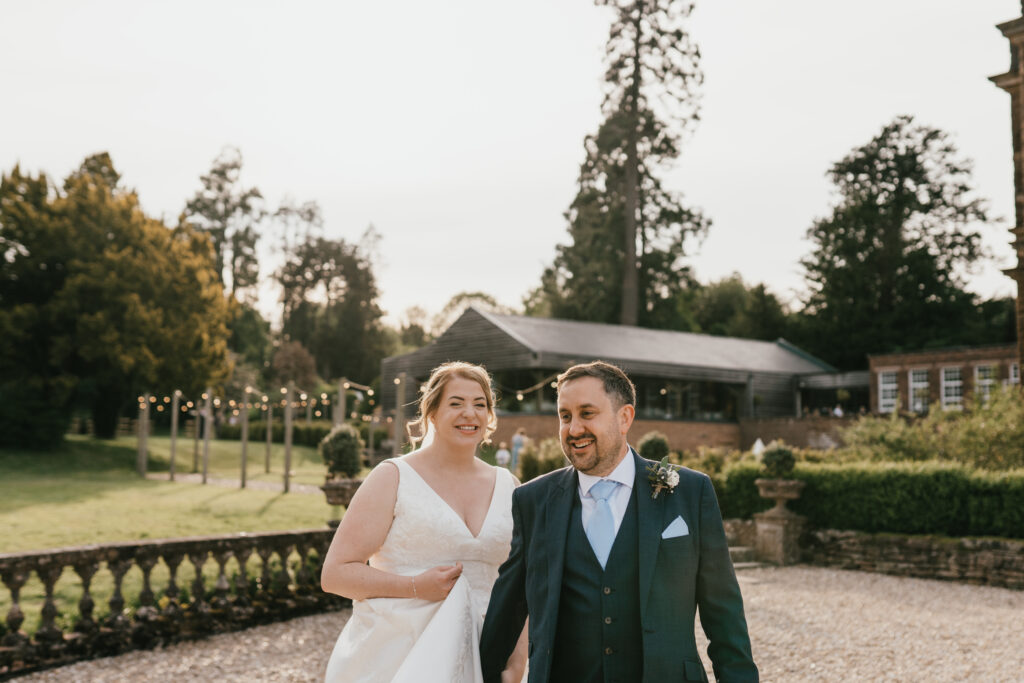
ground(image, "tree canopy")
xmin=529 ymin=0 xmax=707 ymax=329
xmin=0 ymin=154 xmax=231 ymax=443
xmin=796 ymin=115 xmax=992 ymax=370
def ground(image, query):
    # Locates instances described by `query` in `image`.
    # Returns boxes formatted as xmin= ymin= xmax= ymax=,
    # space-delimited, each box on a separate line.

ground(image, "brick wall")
xmin=804 ymin=529 xmax=1024 ymax=590
xmin=738 ymin=415 xmax=851 ymax=450
xmin=868 ymin=345 xmax=1018 ymax=413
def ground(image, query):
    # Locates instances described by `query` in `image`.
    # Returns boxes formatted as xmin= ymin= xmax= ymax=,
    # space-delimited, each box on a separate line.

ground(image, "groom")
xmin=480 ymin=361 xmax=757 ymax=682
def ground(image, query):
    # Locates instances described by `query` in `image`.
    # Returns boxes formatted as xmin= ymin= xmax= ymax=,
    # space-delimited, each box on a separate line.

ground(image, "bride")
xmin=321 ymin=362 xmax=527 ymax=683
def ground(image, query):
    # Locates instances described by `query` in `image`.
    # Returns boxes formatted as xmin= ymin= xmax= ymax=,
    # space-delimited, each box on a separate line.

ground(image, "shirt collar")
xmin=578 ymin=448 xmax=635 ymax=498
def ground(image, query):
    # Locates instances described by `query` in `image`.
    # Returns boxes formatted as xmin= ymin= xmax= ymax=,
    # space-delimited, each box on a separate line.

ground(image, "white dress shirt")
xmin=577 ymin=450 xmax=635 ymax=539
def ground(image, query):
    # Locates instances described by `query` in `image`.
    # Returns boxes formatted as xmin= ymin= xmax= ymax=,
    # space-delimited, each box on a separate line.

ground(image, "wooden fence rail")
xmin=0 ymin=529 xmax=343 ymax=679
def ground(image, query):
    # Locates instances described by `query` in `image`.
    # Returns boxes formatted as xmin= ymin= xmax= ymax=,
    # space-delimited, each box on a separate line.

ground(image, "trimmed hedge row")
xmin=713 ymin=461 xmax=1024 ymax=539
xmin=218 ymin=420 xmax=389 ymax=449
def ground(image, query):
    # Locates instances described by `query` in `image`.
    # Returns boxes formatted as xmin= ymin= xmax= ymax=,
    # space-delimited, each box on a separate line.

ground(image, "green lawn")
xmin=141 ymin=432 xmax=332 ymax=488
xmin=0 ymin=436 xmax=333 ymax=553
xmin=0 ymin=435 xmax=339 ymax=635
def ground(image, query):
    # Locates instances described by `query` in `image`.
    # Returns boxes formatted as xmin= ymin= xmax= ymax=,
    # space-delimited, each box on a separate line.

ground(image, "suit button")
xmin=604 ymin=647 xmax=613 ymax=655
xmin=603 ymin=587 xmax=611 ymax=595
xmin=604 ymin=617 xmax=612 ymax=624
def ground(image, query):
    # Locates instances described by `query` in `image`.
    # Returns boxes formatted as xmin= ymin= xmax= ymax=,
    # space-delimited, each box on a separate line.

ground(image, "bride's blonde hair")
xmin=406 ymin=362 xmax=497 ymax=447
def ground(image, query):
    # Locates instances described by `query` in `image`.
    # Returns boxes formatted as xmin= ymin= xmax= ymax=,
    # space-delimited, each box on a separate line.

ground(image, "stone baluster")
xmin=257 ymin=546 xmax=274 ymax=594
xmin=35 ymin=562 xmax=65 ymax=648
xmin=0 ymin=567 xmax=29 ymax=646
xmin=136 ymin=553 xmax=157 ymax=609
xmin=163 ymin=552 xmax=183 ymax=609
xmin=73 ymin=561 xmax=98 ymax=635
xmin=232 ymin=548 xmax=254 ymax=603
xmin=106 ymin=558 xmax=132 ymax=629
xmin=294 ymin=541 xmax=314 ymax=592
xmin=188 ymin=551 xmax=208 ymax=608
xmin=212 ymin=550 xmax=232 ymax=612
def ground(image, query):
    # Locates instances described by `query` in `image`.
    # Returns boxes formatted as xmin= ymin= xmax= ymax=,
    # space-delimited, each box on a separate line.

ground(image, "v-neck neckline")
xmin=401 ymin=460 xmax=500 ymax=540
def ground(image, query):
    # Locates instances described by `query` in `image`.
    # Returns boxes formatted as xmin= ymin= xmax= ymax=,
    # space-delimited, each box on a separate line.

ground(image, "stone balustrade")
xmin=0 ymin=529 xmax=345 ymax=678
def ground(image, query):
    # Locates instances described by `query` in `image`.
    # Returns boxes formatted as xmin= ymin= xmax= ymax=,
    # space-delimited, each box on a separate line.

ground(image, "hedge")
xmin=713 ymin=461 xmax=1024 ymax=539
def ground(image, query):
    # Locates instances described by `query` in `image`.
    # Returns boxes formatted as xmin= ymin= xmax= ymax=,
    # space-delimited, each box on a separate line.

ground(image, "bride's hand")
xmin=412 ymin=562 xmax=462 ymax=601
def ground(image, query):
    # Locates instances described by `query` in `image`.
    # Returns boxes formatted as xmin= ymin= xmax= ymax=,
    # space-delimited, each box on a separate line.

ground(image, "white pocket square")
xmin=661 ymin=515 xmax=689 ymax=539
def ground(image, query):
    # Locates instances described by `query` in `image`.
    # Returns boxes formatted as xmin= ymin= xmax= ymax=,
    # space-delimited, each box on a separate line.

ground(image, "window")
xmin=1011 ymin=363 xmax=1020 ymax=386
xmin=941 ymin=367 xmax=963 ymax=409
xmin=974 ymin=364 xmax=997 ymax=403
xmin=878 ymin=371 xmax=898 ymax=413
xmin=909 ymin=369 xmax=929 ymax=414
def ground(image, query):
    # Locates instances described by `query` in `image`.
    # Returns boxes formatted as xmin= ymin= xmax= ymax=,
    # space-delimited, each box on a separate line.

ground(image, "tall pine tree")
xmin=532 ymin=0 xmax=707 ymax=328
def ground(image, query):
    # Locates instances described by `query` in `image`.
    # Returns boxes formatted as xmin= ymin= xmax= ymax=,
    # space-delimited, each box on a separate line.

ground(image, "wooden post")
xmin=335 ymin=378 xmax=347 ymax=427
xmin=368 ymin=414 xmax=377 ymax=465
xmin=305 ymin=392 xmax=312 ymax=423
xmin=265 ymin=398 xmax=273 ymax=473
xmin=240 ymin=388 xmax=249 ymax=489
xmin=284 ymin=382 xmax=293 ymax=494
xmin=393 ymin=373 xmax=406 ymax=458
xmin=136 ymin=394 xmax=149 ymax=476
xmin=202 ymin=387 xmax=212 ymax=484
xmin=169 ymin=390 xmax=180 ymax=481
xmin=192 ymin=403 xmax=200 ymax=473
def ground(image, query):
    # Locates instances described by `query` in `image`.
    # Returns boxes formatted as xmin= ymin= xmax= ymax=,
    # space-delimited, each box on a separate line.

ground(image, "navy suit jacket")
xmin=479 ymin=450 xmax=758 ymax=682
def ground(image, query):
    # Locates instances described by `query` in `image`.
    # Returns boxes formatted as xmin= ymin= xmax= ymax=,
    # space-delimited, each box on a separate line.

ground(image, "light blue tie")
xmin=586 ymin=479 xmax=619 ymax=569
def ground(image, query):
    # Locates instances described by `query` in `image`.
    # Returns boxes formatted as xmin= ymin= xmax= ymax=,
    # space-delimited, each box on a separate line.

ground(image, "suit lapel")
xmin=634 ymin=449 xmax=669 ymax=625
xmin=544 ymin=467 xmax=577 ymax=631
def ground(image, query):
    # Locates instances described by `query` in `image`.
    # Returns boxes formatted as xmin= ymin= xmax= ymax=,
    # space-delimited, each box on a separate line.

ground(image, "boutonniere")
xmin=646 ymin=456 xmax=680 ymax=499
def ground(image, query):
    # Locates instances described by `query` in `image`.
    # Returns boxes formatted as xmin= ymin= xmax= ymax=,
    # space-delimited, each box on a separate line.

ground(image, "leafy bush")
xmin=841 ymin=387 xmax=1024 ymax=470
xmin=637 ymin=431 xmax=670 ymax=462
xmin=520 ymin=437 xmax=567 ymax=482
xmin=677 ymin=447 xmax=749 ymax=477
xmin=319 ymin=424 xmax=364 ymax=479
xmin=716 ymin=460 xmax=1024 ymax=539
xmin=761 ymin=441 xmax=795 ymax=479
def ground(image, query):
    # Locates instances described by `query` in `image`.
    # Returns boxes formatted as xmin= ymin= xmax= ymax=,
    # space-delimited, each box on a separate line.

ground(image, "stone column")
xmin=991 ymin=11 xmax=1024 ymax=370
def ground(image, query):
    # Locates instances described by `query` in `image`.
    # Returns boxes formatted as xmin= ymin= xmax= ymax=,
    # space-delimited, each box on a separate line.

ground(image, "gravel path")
xmin=20 ymin=566 xmax=1024 ymax=682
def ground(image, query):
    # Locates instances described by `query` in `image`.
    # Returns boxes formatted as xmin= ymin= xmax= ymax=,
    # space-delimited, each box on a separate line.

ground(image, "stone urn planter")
xmin=754 ymin=478 xmax=806 ymax=517
xmin=319 ymin=424 xmax=365 ymax=528
xmin=753 ymin=442 xmax=806 ymax=565
xmin=321 ymin=479 xmax=362 ymax=529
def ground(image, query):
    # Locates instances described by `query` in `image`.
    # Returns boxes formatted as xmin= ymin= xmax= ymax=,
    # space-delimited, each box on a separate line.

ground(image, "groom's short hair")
xmin=557 ymin=361 xmax=636 ymax=408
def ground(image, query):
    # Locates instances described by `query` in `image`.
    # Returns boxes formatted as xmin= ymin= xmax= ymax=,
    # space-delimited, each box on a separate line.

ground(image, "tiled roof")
xmin=475 ymin=308 xmax=833 ymax=375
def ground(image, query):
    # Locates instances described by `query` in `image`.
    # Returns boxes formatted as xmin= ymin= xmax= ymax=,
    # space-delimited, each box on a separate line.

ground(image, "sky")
xmin=2 ymin=0 xmax=1021 ymax=326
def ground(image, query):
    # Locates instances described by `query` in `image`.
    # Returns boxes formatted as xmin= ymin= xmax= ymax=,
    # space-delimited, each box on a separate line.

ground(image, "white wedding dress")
xmin=324 ymin=457 xmax=515 ymax=683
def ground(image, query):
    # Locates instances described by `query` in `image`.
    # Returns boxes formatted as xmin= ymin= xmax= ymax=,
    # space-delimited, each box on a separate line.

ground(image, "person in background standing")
xmin=510 ymin=428 xmax=526 ymax=473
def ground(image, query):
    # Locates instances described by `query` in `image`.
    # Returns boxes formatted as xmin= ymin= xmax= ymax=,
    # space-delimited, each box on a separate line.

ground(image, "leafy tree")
xmin=398 ymin=306 xmax=432 ymax=350
xmin=797 ymin=116 xmax=991 ymax=370
xmin=184 ymin=147 xmax=264 ymax=298
xmin=0 ymin=154 xmax=231 ymax=443
xmin=530 ymin=0 xmax=707 ymax=328
xmin=275 ymin=216 xmax=391 ymax=384
xmin=272 ymin=340 xmax=317 ymax=389
xmin=227 ymin=301 xmax=272 ymax=379
xmin=692 ymin=274 xmax=789 ymax=340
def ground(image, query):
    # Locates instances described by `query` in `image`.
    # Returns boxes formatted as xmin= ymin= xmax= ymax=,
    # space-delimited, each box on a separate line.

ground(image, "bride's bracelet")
xmin=411 ymin=576 xmax=418 ymax=599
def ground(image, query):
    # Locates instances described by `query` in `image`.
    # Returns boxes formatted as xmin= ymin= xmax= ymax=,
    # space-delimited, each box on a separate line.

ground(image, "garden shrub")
xmin=637 ymin=431 xmax=670 ymax=462
xmin=761 ymin=441 xmax=795 ymax=478
xmin=519 ymin=437 xmax=567 ymax=482
xmin=717 ymin=459 xmax=1024 ymax=539
xmin=841 ymin=387 xmax=1024 ymax=470
xmin=320 ymin=424 xmax=364 ymax=479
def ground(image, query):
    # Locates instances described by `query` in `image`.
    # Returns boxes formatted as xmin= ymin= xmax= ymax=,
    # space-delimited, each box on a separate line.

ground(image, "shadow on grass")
xmin=0 ymin=436 xmax=161 ymax=513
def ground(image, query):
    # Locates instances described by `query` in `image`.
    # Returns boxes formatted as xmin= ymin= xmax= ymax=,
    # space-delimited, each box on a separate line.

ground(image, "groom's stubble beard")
xmin=562 ymin=428 xmax=626 ymax=476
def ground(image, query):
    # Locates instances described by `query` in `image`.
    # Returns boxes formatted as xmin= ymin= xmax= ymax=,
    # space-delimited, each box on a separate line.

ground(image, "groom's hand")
xmin=415 ymin=562 xmax=463 ymax=601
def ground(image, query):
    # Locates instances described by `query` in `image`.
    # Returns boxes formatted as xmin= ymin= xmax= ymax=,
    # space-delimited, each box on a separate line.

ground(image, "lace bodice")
xmin=372 ymin=458 xmax=514 ymax=617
